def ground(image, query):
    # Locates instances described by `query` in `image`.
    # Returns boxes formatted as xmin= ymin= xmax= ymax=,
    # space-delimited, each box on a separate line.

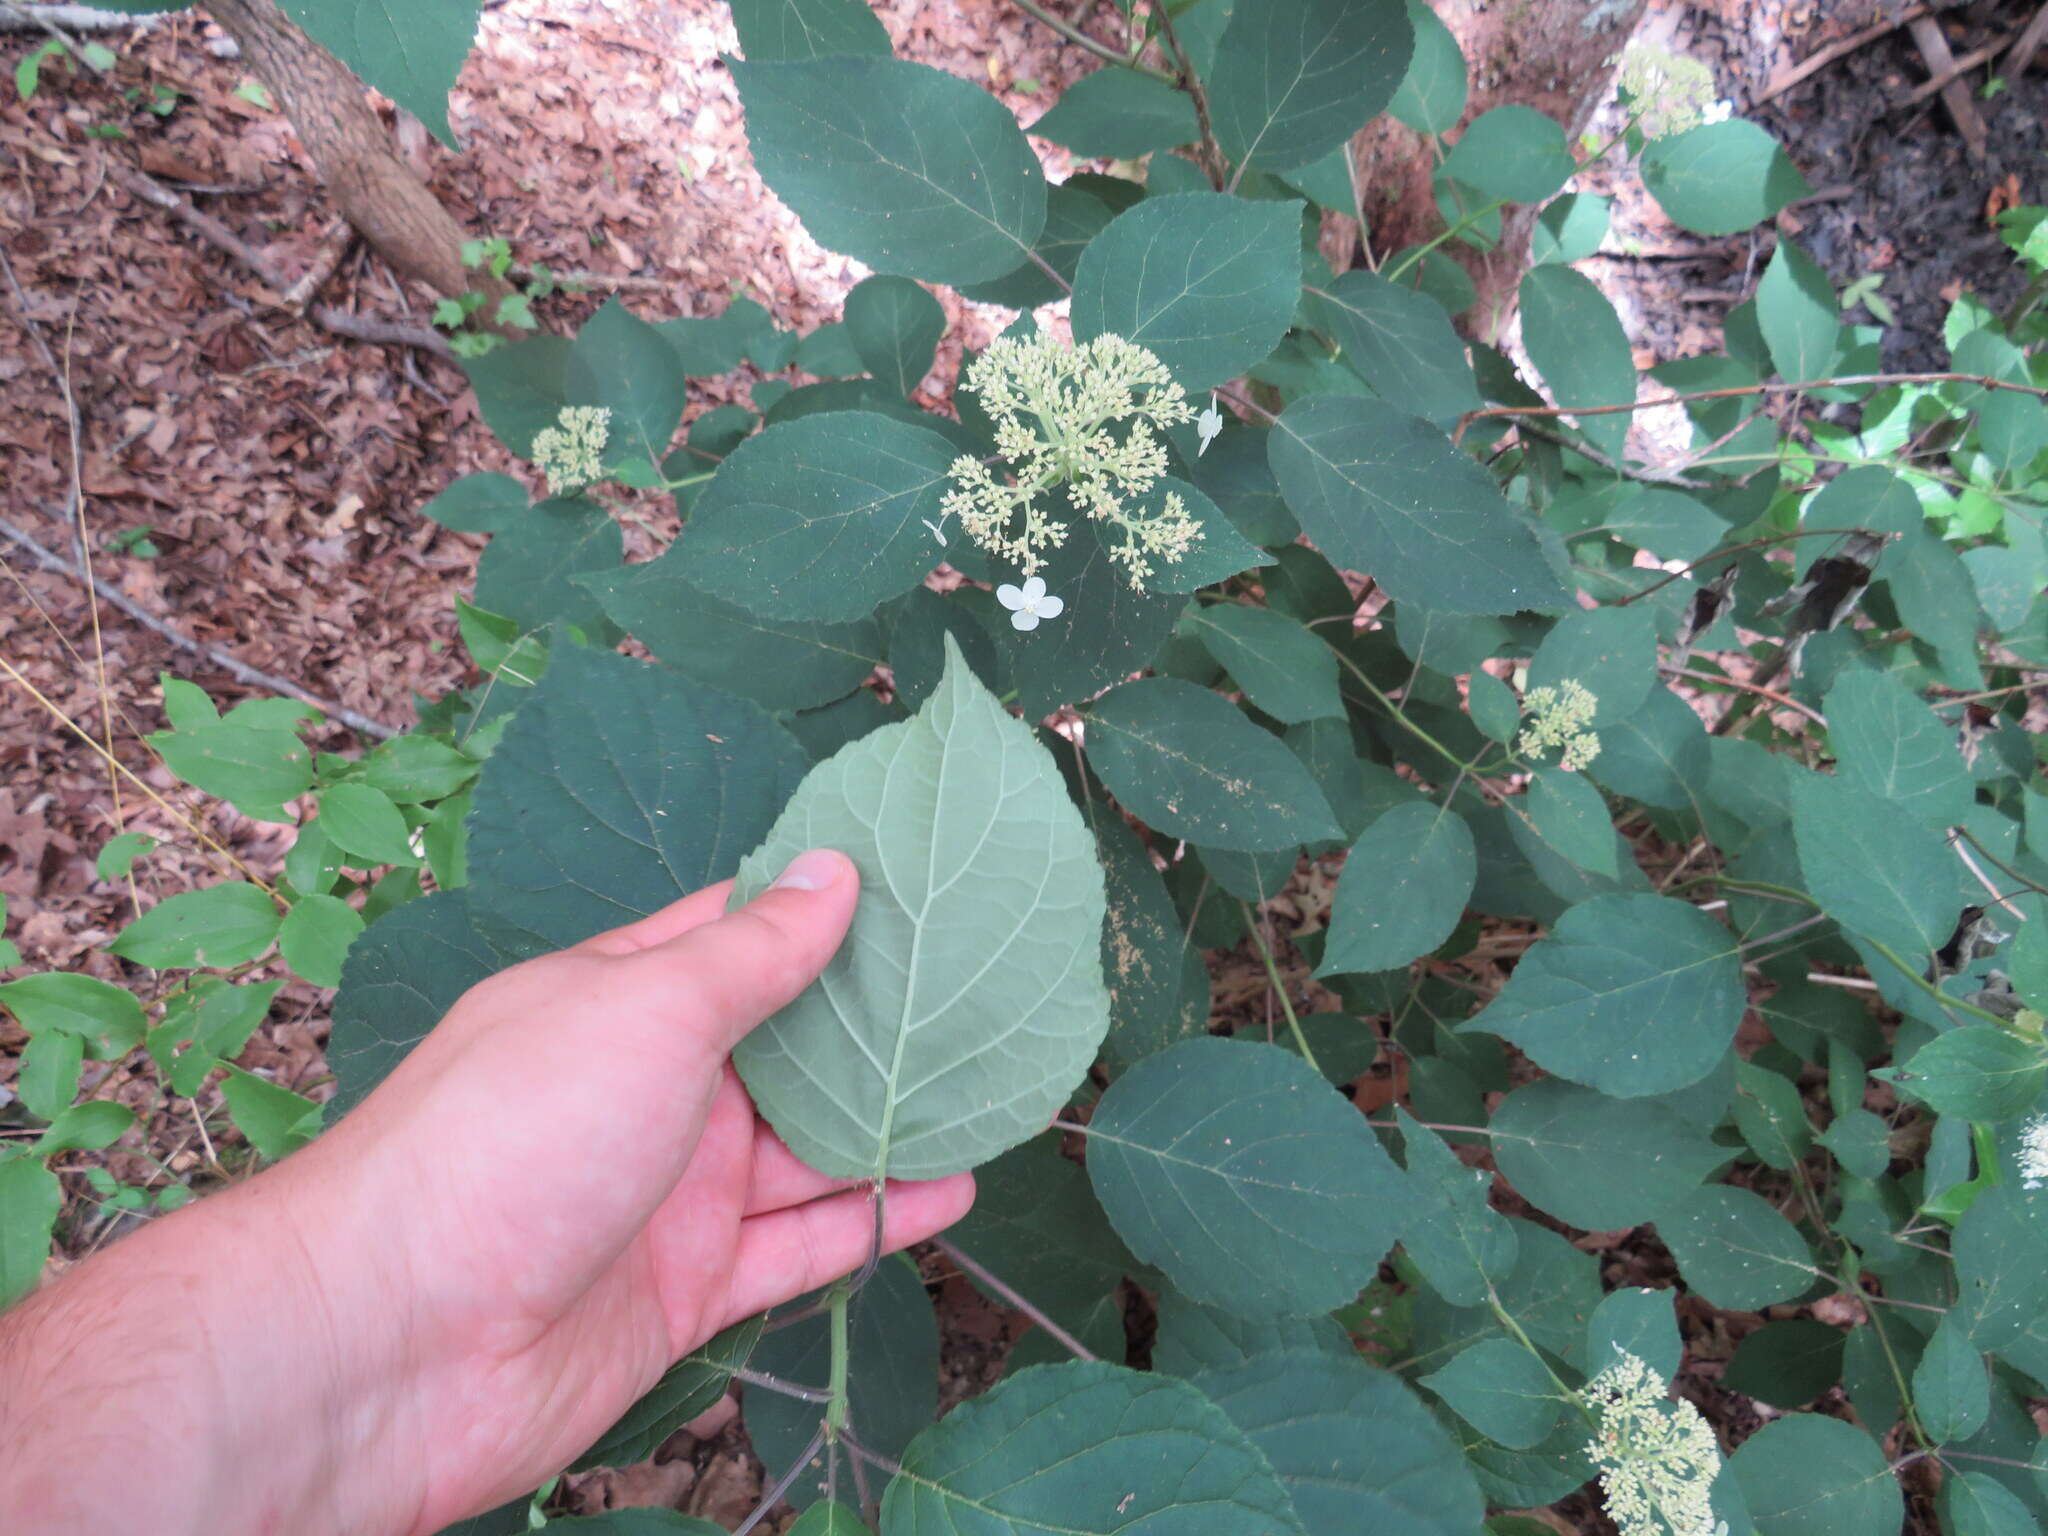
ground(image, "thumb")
xmin=619 ymin=848 xmax=860 ymax=1059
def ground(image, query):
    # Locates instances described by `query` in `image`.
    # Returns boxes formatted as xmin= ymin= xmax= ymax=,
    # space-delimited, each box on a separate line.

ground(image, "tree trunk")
xmin=201 ymin=0 xmax=508 ymax=311
xmin=1352 ymin=0 xmax=1651 ymax=336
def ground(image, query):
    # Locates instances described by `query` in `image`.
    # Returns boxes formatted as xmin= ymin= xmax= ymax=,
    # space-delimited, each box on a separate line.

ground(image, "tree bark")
xmin=1351 ymin=0 xmax=1651 ymax=336
xmin=200 ymin=0 xmax=507 ymax=310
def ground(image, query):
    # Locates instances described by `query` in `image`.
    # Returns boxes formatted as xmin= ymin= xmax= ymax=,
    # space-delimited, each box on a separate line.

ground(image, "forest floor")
xmin=1 ymin=0 xmax=2042 ymax=1526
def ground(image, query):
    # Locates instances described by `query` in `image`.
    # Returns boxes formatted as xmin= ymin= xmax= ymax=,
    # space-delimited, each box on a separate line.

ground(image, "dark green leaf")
xmin=1399 ymin=1109 xmax=1518 ymax=1307
xmin=1186 ymin=603 xmax=1343 ymax=723
xmin=1727 ymin=1415 xmax=1900 ymax=1536
xmin=1029 ymin=68 xmax=1197 ymax=158
xmin=1641 ymin=119 xmax=1810 ymax=237
xmin=1519 ymin=265 xmax=1636 ymax=462
xmin=955 ymin=182 xmax=1119 ymax=310
xmin=474 ymin=498 xmax=624 ymax=639
xmin=1525 ymin=768 xmax=1618 ymax=878
xmin=1531 ymin=193 xmax=1610 ymax=265
xmin=1387 ymin=0 xmax=1466 ymax=135
xmin=1585 ymin=1287 xmax=1681 ymax=1380
xmin=1152 ymin=1290 xmax=1349 ymax=1375
xmin=1790 ymin=772 xmax=1955 ymax=959
xmin=1308 ymin=270 xmax=1481 ymax=431
xmin=1490 ymin=1076 xmax=1727 ymax=1230
xmin=1658 ymin=1185 xmax=1818 ymax=1310
xmin=580 ymin=561 xmax=882 ymax=712
xmin=573 ymin=1317 xmax=762 ymax=1471
xmin=1914 ymin=1314 xmax=1990 ymax=1443
xmin=728 ymin=0 xmax=891 ymax=60
xmin=277 ymin=0 xmax=479 ymax=147
xmin=679 ymin=411 xmax=956 ymax=622
xmin=1095 ymin=815 xmax=1209 ymax=1073
xmin=420 ymin=472 xmax=528 ymax=534
xmin=568 ymin=299 xmax=688 ymax=465
xmin=1269 ymin=395 xmax=1571 ymax=615
xmin=732 ymin=56 xmax=1046 ymax=285
xmin=1086 ymin=1037 xmax=1414 ymax=1317
xmin=1440 ymin=106 xmax=1573 ymax=204
xmin=1208 ymin=0 xmax=1413 ymax=174
xmin=1070 ymin=194 xmax=1302 ymax=393
xmin=1421 ymin=1337 xmax=1562 ymax=1449
xmin=1954 ymin=1185 xmax=2048 ymax=1351
xmin=1874 ymin=1028 xmax=2048 ymax=1124
xmin=465 ymin=644 xmax=806 ymax=951
xmin=1586 ymin=682 xmax=1709 ymax=810
xmin=1319 ymin=803 xmax=1474 ymax=974
xmin=1087 ymin=677 xmax=1342 ymax=851
xmin=844 ymin=276 xmax=945 ymax=398
xmin=1526 ymin=605 xmax=1659 ymax=729
xmin=1723 ymin=1319 xmax=1845 ymax=1408
xmin=991 ymin=523 xmax=1183 ymax=716
xmin=464 ymin=335 xmax=571 ymax=459
xmin=880 ymin=1361 xmax=1307 ymax=1535
xmin=943 ymin=1136 xmax=1138 ymax=1338
xmin=328 ymin=892 xmax=519 ymax=1116
xmin=1756 ymin=239 xmax=1839 ymax=383
xmin=1471 ymin=893 xmax=1743 ymax=1097
xmin=356 ymin=736 xmax=478 ymax=804
xmin=1195 ymin=1350 xmax=1487 ymax=1534
xmin=1825 ymin=670 xmax=1972 ymax=825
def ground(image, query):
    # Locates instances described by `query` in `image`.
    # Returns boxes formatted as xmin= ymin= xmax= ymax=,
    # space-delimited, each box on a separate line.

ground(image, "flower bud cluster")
xmin=1618 ymin=43 xmax=1729 ymax=138
xmin=941 ymin=331 xmax=1200 ymax=585
xmin=1518 ymin=679 xmax=1602 ymax=771
xmin=531 ymin=405 xmax=613 ymax=496
xmin=1582 ymin=1352 xmax=1724 ymax=1536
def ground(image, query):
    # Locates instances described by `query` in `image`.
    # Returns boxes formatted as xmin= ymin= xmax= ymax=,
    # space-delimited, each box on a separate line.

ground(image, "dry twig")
xmin=0 ymin=517 xmax=400 ymax=740
xmin=103 ymin=160 xmax=455 ymax=359
xmin=1754 ymin=4 xmax=1935 ymax=105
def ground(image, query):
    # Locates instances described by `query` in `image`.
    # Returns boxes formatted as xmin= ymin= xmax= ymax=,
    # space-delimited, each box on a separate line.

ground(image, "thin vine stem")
xmin=931 ymin=1235 xmax=1099 ymax=1362
xmin=1237 ymin=901 xmax=1320 ymax=1075
xmin=1150 ymin=0 xmax=1225 ymax=189
xmin=1010 ymin=0 xmax=1165 ymax=73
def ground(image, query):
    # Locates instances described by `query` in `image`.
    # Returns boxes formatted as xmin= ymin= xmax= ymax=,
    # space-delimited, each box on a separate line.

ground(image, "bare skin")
xmin=0 ymin=849 xmax=975 ymax=1535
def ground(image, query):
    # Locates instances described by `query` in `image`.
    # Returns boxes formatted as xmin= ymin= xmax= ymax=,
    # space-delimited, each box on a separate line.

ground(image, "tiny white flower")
xmin=1196 ymin=394 xmax=1224 ymax=457
xmin=921 ymin=515 xmax=947 ymax=545
xmin=996 ymin=574 xmax=1065 ymax=632
xmin=1702 ymin=99 xmax=1734 ymax=124
xmin=2018 ymin=1113 xmax=2048 ymax=1191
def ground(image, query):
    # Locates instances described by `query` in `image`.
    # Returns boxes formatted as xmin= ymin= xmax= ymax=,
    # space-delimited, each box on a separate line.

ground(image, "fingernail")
xmin=770 ymin=849 xmax=842 ymax=892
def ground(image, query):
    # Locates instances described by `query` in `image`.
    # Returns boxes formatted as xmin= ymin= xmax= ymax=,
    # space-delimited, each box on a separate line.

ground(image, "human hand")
xmin=0 ymin=850 xmax=975 ymax=1536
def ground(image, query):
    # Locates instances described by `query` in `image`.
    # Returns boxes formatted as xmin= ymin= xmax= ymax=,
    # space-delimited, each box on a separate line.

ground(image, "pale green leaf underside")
xmin=732 ymin=641 xmax=1108 ymax=1181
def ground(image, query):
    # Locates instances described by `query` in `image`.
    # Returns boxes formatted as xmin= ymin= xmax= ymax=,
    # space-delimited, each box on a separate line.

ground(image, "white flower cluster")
xmin=1583 ymin=1353 xmax=1724 ymax=1536
xmin=1617 ymin=43 xmax=1725 ymax=138
xmin=531 ymin=405 xmax=612 ymax=496
xmin=2018 ymin=1112 xmax=2048 ymax=1191
xmin=1519 ymin=679 xmax=1602 ymax=771
xmin=941 ymin=331 xmax=1200 ymax=586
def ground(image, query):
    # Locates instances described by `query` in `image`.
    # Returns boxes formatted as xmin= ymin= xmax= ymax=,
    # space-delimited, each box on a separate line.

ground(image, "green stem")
xmin=825 ymin=1280 xmax=852 ymax=1437
xmin=1239 ymin=901 xmax=1320 ymax=1075
xmin=1011 ymin=0 xmax=1169 ymax=75
xmin=1383 ymin=195 xmax=1507 ymax=285
xmin=1323 ymin=642 xmax=1470 ymax=777
xmin=1862 ymin=935 xmax=2022 ymax=1030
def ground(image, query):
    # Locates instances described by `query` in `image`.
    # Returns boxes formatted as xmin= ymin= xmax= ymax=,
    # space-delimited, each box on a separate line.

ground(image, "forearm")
xmin=0 ymin=1158 xmax=418 ymax=1535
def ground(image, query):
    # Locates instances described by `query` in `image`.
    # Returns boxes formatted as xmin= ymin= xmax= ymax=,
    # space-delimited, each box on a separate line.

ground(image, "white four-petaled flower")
xmin=1196 ymin=395 xmax=1225 ymax=457
xmin=996 ymin=575 xmax=1065 ymax=632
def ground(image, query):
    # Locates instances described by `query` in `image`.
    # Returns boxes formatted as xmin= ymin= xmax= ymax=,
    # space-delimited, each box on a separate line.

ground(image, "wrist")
xmin=0 ymin=1144 xmax=423 ymax=1535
